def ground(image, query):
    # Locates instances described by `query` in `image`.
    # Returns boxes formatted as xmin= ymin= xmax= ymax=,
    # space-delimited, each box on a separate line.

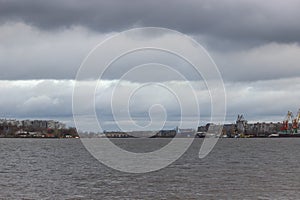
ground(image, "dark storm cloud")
xmin=1 ymin=0 xmax=300 ymax=44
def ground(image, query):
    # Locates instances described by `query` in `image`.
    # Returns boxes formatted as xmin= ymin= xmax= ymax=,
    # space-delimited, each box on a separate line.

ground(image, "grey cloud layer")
xmin=0 ymin=23 xmax=108 ymax=80
xmin=1 ymin=22 xmax=300 ymax=81
xmin=1 ymin=79 xmax=299 ymax=130
xmin=1 ymin=0 xmax=300 ymax=44
xmin=1 ymin=0 xmax=300 ymax=81
xmin=1 ymin=0 xmax=300 ymax=130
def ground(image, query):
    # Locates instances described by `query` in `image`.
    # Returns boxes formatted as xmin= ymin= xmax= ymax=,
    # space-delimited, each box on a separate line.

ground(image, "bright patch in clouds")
xmin=0 ymin=78 xmax=299 ymax=131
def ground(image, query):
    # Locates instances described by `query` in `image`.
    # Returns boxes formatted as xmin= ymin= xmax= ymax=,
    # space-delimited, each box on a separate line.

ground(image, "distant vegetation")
xmin=0 ymin=119 xmax=79 ymax=138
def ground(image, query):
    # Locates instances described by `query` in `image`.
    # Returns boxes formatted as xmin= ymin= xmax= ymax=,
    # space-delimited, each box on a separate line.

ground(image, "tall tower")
xmin=236 ymin=114 xmax=247 ymax=134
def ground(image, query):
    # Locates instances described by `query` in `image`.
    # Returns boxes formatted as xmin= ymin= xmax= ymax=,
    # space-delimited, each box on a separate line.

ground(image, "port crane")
xmin=281 ymin=111 xmax=293 ymax=132
xmin=292 ymin=109 xmax=300 ymax=133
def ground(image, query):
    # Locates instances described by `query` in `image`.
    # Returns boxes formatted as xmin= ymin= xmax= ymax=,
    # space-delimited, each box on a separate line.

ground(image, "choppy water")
xmin=0 ymin=138 xmax=299 ymax=199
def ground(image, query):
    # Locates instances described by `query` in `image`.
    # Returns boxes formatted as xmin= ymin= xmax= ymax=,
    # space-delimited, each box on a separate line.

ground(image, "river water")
xmin=0 ymin=138 xmax=299 ymax=199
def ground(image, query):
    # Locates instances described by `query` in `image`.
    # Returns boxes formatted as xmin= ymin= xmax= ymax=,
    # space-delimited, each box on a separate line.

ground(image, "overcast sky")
xmin=1 ymin=0 xmax=300 ymax=131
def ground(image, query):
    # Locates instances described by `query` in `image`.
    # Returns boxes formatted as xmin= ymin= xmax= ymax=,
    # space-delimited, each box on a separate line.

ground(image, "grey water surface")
xmin=0 ymin=138 xmax=299 ymax=199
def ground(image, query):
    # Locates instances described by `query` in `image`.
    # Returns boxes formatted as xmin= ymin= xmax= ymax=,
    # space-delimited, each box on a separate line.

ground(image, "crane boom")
xmin=296 ymin=109 xmax=300 ymax=122
xmin=282 ymin=111 xmax=293 ymax=132
xmin=292 ymin=109 xmax=300 ymax=133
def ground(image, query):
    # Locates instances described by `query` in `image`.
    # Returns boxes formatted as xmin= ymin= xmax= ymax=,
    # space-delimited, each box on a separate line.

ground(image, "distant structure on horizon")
xmin=0 ymin=119 xmax=78 ymax=138
xmin=0 ymin=119 xmax=66 ymax=129
xmin=198 ymin=109 xmax=300 ymax=138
